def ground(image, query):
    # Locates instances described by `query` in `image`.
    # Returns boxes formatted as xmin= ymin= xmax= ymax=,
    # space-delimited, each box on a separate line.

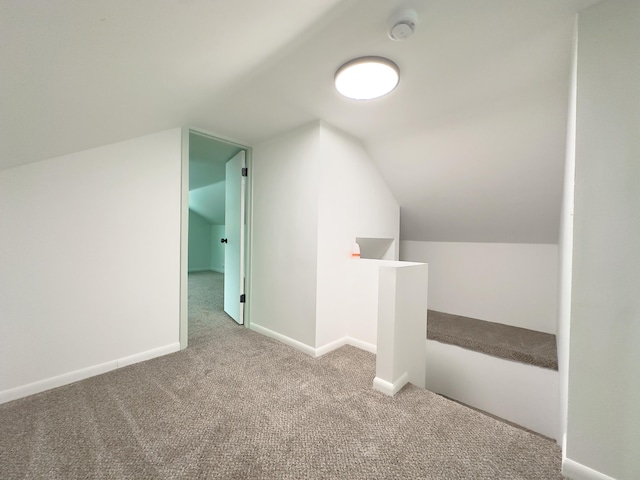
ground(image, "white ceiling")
xmin=1 ymin=0 xmax=602 ymax=243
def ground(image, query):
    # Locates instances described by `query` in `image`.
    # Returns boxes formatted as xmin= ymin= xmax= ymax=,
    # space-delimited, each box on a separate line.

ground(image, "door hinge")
xmin=240 ymin=294 xmax=246 ymax=303
xmin=242 ymin=167 xmax=248 ymax=177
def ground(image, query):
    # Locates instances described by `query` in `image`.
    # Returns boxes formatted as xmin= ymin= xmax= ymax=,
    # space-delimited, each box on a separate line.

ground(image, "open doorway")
xmin=180 ymin=129 xmax=249 ymax=348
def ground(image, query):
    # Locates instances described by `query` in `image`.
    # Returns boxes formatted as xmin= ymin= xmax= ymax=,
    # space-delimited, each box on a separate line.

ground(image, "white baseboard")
xmin=315 ymin=337 xmax=376 ymax=357
xmin=315 ymin=337 xmax=349 ymax=357
xmin=250 ymin=324 xmax=377 ymax=358
xmin=345 ymin=337 xmax=376 ymax=354
xmin=187 ymin=268 xmax=212 ymax=273
xmin=0 ymin=342 xmax=180 ymax=405
xmin=562 ymin=457 xmax=618 ymax=480
xmin=116 ymin=343 xmax=180 ymax=368
xmin=249 ymin=323 xmax=316 ymax=356
xmin=373 ymin=372 xmax=409 ymax=396
xmin=210 ymin=266 xmax=224 ymax=274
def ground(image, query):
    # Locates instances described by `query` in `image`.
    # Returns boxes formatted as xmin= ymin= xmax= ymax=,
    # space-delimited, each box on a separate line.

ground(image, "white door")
xmin=223 ymin=150 xmax=245 ymax=324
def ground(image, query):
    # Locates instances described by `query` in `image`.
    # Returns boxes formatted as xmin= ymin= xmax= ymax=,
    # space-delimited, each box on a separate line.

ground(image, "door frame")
xmin=179 ymin=127 xmax=253 ymax=350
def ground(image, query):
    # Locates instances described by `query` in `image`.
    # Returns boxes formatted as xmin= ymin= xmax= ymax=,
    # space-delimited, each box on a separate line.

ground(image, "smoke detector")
xmin=388 ymin=9 xmax=418 ymax=41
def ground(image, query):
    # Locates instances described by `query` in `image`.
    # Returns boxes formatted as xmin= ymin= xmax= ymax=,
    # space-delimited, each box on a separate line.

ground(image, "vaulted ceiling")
xmin=0 ymin=0 xmax=602 ymax=243
xmin=188 ymin=131 xmax=242 ymax=225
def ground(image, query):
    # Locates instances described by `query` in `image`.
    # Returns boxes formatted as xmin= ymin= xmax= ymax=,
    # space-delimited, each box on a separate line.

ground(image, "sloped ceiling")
xmin=188 ymin=132 xmax=242 ymax=224
xmin=0 ymin=0 xmax=602 ymax=243
xmin=190 ymin=182 xmax=226 ymax=225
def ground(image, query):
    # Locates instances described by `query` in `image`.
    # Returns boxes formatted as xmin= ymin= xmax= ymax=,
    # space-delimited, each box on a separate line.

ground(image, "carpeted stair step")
xmin=427 ymin=310 xmax=558 ymax=370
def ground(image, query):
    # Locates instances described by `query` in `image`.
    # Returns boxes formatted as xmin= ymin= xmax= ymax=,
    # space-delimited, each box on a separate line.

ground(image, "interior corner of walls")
xmin=256 ymin=121 xmax=321 ymax=150
xmin=249 ymin=323 xmax=316 ymax=357
xmin=318 ymin=121 xmax=371 ymax=154
xmin=315 ymin=337 xmax=349 ymax=357
xmin=317 ymin=120 xmax=343 ymax=138
xmin=314 ymin=336 xmax=377 ymax=358
xmin=346 ymin=337 xmax=377 ymax=354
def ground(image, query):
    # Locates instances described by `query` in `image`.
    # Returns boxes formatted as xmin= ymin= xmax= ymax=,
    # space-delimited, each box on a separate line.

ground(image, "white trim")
xmin=315 ymin=337 xmax=349 ymax=357
xmin=345 ymin=336 xmax=376 ymax=354
xmin=249 ymin=325 xmax=377 ymax=358
xmin=562 ymin=457 xmax=618 ymax=480
xmin=243 ymin=146 xmax=253 ymax=330
xmin=116 ymin=343 xmax=180 ymax=368
xmin=372 ymin=372 xmax=409 ymax=396
xmin=316 ymin=337 xmax=376 ymax=357
xmin=249 ymin=323 xmax=316 ymax=357
xmin=210 ymin=267 xmax=225 ymax=274
xmin=179 ymin=127 xmax=189 ymax=350
xmin=0 ymin=342 xmax=180 ymax=405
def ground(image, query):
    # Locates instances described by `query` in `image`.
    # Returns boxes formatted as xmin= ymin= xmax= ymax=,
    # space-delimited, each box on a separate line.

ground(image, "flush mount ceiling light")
xmin=334 ymin=56 xmax=399 ymax=100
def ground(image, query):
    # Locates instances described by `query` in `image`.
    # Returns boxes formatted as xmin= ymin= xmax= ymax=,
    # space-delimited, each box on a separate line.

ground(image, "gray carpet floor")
xmin=427 ymin=310 xmax=558 ymax=370
xmin=0 ymin=272 xmax=564 ymax=479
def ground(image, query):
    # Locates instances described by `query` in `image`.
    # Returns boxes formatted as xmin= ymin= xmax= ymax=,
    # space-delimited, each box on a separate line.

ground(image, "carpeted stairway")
xmin=427 ymin=310 xmax=558 ymax=370
xmin=0 ymin=272 xmax=564 ymax=479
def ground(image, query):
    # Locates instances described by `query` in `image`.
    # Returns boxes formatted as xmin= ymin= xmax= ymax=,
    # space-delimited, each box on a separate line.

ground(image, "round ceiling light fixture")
xmin=334 ymin=56 xmax=400 ymax=100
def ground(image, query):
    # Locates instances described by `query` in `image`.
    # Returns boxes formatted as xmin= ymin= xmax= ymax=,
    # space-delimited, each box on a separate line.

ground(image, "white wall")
xmin=400 ymin=241 xmax=558 ymax=333
xmin=0 ymin=129 xmax=182 ymax=401
xmin=566 ymin=1 xmax=640 ymax=479
xmin=250 ymin=123 xmax=320 ymax=347
xmin=315 ymin=123 xmax=399 ymax=348
xmin=250 ymin=122 xmax=400 ymax=353
xmin=210 ymin=224 xmax=225 ymax=273
xmin=425 ymin=340 xmax=559 ymax=440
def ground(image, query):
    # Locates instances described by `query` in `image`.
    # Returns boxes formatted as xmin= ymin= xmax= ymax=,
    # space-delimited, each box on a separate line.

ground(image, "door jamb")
xmin=179 ymin=127 xmax=253 ymax=350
